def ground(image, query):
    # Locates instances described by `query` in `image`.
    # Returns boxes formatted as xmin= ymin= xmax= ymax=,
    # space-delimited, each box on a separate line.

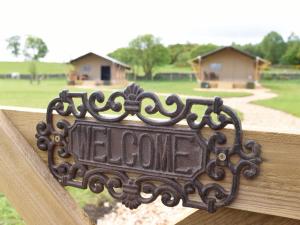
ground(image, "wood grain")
xmin=2 ymin=107 xmax=300 ymax=221
xmin=175 ymin=208 xmax=300 ymax=225
xmin=0 ymin=110 xmax=92 ymax=225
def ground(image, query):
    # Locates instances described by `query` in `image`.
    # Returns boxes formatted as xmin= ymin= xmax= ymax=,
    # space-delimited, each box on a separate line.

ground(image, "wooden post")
xmin=175 ymin=208 xmax=300 ymax=225
xmin=1 ymin=107 xmax=300 ymax=224
xmin=0 ymin=110 xmax=92 ymax=225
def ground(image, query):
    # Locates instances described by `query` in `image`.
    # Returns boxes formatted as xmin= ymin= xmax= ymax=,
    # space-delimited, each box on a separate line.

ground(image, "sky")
xmin=0 ymin=0 xmax=299 ymax=62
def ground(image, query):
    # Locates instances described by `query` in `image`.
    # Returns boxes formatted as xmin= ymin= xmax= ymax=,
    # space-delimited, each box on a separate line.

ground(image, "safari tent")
xmin=191 ymin=46 xmax=270 ymax=88
xmin=69 ymin=52 xmax=130 ymax=85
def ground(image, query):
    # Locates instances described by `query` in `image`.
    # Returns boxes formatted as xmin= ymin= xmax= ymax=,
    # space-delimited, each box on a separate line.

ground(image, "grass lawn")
xmin=136 ymin=80 xmax=251 ymax=98
xmin=254 ymin=80 xmax=300 ymax=117
xmin=0 ymin=61 xmax=71 ymax=74
xmin=0 ymin=79 xmax=92 ymax=108
xmin=0 ymin=61 xmax=193 ymax=76
xmin=153 ymin=64 xmax=193 ymax=73
xmin=0 ymin=78 xmax=245 ymax=119
xmin=0 ymin=79 xmax=250 ymax=109
xmin=135 ymin=64 xmax=193 ymax=75
xmin=264 ymin=67 xmax=300 ymax=74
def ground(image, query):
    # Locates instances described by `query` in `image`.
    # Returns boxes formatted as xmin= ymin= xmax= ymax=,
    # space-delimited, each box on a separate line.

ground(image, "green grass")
xmin=254 ymin=80 xmax=300 ymax=117
xmin=0 ymin=79 xmax=244 ymax=119
xmin=153 ymin=64 xmax=193 ymax=74
xmin=0 ymin=61 xmax=192 ymax=76
xmin=0 ymin=79 xmax=250 ymax=109
xmin=0 ymin=193 xmax=25 ymax=225
xmin=0 ymin=61 xmax=71 ymax=74
xmin=67 ymin=187 xmax=113 ymax=208
xmin=264 ymin=67 xmax=300 ymax=74
xmin=136 ymin=80 xmax=251 ymax=98
xmin=0 ymin=188 xmax=113 ymax=225
xmin=0 ymin=79 xmax=101 ymax=108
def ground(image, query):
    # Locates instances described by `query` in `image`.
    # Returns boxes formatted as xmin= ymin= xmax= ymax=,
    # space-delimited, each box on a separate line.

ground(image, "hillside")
xmin=0 ymin=61 xmax=71 ymax=74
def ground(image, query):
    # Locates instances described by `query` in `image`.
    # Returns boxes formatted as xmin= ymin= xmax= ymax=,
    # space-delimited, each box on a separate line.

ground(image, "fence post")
xmin=0 ymin=110 xmax=92 ymax=225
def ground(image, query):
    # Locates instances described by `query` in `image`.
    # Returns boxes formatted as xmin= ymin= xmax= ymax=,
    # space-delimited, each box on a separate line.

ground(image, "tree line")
xmin=6 ymin=31 xmax=300 ymax=81
xmin=109 ymin=31 xmax=300 ymax=79
xmin=6 ymin=35 xmax=48 ymax=83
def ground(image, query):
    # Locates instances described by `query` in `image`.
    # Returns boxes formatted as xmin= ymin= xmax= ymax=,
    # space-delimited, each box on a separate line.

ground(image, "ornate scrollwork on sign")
xmin=36 ymin=83 xmax=261 ymax=213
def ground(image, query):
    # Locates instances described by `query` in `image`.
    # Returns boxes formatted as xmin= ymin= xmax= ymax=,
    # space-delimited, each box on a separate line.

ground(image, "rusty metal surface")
xmin=36 ymin=83 xmax=262 ymax=213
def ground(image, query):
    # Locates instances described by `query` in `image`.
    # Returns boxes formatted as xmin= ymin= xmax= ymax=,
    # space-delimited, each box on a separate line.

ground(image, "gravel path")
xmin=97 ymin=87 xmax=300 ymax=225
xmin=219 ymin=88 xmax=300 ymax=134
xmin=97 ymin=201 xmax=192 ymax=225
xmin=158 ymin=87 xmax=300 ymax=134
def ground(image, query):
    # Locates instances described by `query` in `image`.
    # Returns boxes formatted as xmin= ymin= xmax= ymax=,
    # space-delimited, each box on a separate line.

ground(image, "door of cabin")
xmin=101 ymin=66 xmax=111 ymax=81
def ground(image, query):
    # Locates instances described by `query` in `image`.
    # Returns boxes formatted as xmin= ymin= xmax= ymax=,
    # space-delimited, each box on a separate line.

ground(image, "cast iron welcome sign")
xmin=36 ymin=83 xmax=261 ymax=213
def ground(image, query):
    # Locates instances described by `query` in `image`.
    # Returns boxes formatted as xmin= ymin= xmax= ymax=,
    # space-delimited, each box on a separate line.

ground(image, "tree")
xmin=174 ymin=52 xmax=191 ymax=67
xmin=23 ymin=36 xmax=48 ymax=61
xmin=6 ymin=35 xmax=21 ymax=58
xmin=260 ymin=31 xmax=286 ymax=64
xmin=23 ymin=36 xmax=48 ymax=83
xmin=168 ymin=43 xmax=198 ymax=64
xmin=190 ymin=44 xmax=219 ymax=59
xmin=232 ymin=43 xmax=263 ymax=57
xmin=109 ymin=47 xmax=134 ymax=64
xmin=109 ymin=47 xmax=140 ymax=79
xmin=280 ymin=33 xmax=300 ymax=65
xmin=129 ymin=34 xmax=170 ymax=79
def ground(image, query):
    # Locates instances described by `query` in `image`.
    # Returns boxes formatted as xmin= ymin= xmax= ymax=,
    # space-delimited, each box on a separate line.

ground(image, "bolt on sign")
xmin=36 ymin=83 xmax=262 ymax=213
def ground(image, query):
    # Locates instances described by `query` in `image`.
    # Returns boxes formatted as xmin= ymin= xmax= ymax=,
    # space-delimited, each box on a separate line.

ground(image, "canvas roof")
xmin=70 ymin=52 xmax=131 ymax=69
xmin=192 ymin=46 xmax=270 ymax=65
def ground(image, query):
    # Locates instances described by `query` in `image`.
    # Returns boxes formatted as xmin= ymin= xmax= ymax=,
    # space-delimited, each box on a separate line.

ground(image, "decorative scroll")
xmin=36 ymin=83 xmax=261 ymax=213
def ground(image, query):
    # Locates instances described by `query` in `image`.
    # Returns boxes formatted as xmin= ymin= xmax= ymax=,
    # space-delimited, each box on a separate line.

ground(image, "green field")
xmin=0 ymin=61 xmax=193 ymax=75
xmin=263 ymin=67 xmax=300 ymax=74
xmin=136 ymin=64 xmax=193 ymax=74
xmin=0 ymin=61 xmax=71 ymax=74
xmin=254 ymin=80 xmax=300 ymax=117
xmin=136 ymin=80 xmax=251 ymax=98
xmin=0 ymin=79 xmax=250 ymax=108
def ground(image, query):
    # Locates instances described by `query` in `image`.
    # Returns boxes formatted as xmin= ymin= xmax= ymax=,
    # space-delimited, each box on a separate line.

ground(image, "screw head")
xmin=218 ymin=152 xmax=227 ymax=161
xmin=54 ymin=135 xmax=61 ymax=143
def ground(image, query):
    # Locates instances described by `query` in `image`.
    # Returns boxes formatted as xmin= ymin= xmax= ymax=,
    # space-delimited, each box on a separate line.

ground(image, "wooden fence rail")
xmin=0 ymin=107 xmax=300 ymax=225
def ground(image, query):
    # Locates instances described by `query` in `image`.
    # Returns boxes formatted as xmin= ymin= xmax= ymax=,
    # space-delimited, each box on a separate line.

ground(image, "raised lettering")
xmin=138 ymin=133 xmax=154 ymax=169
xmin=92 ymin=127 xmax=107 ymax=162
xmin=122 ymin=131 xmax=137 ymax=166
xmin=174 ymin=135 xmax=193 ymax=174
xmin=75 ymin=125 xmax=92 ymax=160
xmin=68 ymin=121 xmax=205 ymax=179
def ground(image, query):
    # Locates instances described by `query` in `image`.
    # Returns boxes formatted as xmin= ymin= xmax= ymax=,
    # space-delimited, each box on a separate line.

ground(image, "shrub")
xmin=201 ymin=81 xmax=210 ymax=88
xmin=246 ymin=82 xmax=255 ymax=89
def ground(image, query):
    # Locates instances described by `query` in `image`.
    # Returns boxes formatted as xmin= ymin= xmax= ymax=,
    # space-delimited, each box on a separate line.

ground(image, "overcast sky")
xmin=0 ymin=0 xmax=299 ymax=62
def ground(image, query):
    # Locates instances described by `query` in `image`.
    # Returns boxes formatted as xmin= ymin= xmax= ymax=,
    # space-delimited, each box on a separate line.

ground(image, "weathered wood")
xmin=2 ymin=107 xmax=300 ymax=220
xmin=0 ymin=110 xmax=92 ymax=225
xmin=175 ymin=208 xmax=300 ymax=225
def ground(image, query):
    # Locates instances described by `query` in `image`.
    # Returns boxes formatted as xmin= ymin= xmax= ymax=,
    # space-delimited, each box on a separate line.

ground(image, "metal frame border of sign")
xmin=36 ymin=83 xmax=262 ymax=213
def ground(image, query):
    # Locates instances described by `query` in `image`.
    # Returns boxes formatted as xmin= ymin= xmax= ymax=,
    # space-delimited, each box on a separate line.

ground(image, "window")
xmin=81 ymin=64 xmax=91 ymax=73
xmin=210 ymin=63 xmax=222 ymax=72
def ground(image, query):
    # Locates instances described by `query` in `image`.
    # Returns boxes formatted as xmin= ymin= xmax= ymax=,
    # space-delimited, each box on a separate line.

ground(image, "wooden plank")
xmin=2 ymin=107 xmax=300 ymax=220
xmin=0 ymin=110 xmax=92 ymax=225
xmin=175 ymin=208 xmax=300 ymax=225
